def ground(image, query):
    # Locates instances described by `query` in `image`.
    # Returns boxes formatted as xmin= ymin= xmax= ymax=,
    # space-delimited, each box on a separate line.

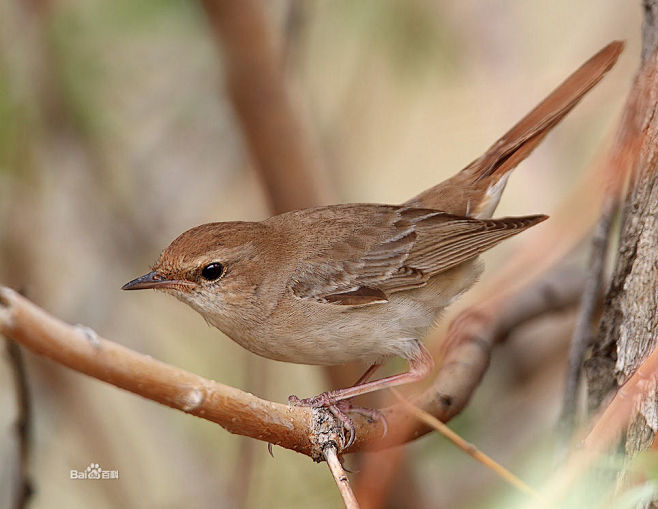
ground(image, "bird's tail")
xmin=405 ymin=41 xmax=624 ymax=218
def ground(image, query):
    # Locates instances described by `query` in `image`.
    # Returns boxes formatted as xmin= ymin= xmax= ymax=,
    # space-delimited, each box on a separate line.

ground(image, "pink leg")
xmin=327 ymin=349 xmax=434 ymax=402
xmin=289 ymin=346 xmax=434 ymax=447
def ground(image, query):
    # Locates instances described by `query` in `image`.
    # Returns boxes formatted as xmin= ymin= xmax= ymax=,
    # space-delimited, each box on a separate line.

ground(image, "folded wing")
xmin=290 ymin=205 xmax=546 ymax=306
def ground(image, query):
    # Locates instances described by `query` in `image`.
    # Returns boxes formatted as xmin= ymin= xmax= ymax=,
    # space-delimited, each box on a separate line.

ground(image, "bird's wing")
xmin=289 ymin=205 xmax=546 ymax=306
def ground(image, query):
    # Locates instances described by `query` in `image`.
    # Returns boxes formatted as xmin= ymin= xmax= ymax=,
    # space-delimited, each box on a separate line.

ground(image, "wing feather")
xmin=288 ymin=205 xmax=546 ymax=306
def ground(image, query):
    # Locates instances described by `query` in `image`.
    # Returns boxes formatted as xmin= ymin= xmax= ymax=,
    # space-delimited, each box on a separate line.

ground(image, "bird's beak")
xmin=121 ymin=271 xmax=193 ymax=291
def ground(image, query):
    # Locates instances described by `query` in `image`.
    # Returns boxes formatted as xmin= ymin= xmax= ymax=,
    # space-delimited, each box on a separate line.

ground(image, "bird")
xmin=122 ymin=41 xmax=623 ymax=443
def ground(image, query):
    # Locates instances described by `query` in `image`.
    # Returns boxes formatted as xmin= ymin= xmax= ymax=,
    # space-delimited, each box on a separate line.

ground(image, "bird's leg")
xmin=326 ymin=363 xmax=385 ymax=437
xmin=289 ymin=347 xmax=433 ymax=445
xmin=325 ymin=347 xmax=434 ymax=403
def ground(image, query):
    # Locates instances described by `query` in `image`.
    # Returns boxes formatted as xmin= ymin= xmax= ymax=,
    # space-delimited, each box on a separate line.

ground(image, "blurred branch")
xmin=385 ymin=266 xmax=584 ymax=448
xmin=354 ymin=265 xmax=583 ymax=508
xmin=199 ymin=0 xmax=333 ymax=213
xmin=558 ymin=196 xmax=617 ymax=439
xmin=198 ymin=0 xmax=349 ymax=494
xmin=5 ymin=340 xmax=34 ymax=509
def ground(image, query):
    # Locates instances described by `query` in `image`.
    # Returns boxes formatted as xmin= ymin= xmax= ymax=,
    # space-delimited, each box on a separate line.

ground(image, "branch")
xmin=352 ymin=266 xmax=585 ymax=507
xmin=324 ymin=446 xmax=360 ymax=509
xmin=5 ymin=340 xmax=33 ymax=509
xmin=199 ymin=0 xmax=333 ymax=213
xmin=0 ymin=287 xmax=320 ymax=456
xmin=558 ymin=195 xmax=617 ymax=439
xmin=198 ymin=0 xmax=364 ymax=407
xmin=413 ymin=266 xmax=584 ymax=427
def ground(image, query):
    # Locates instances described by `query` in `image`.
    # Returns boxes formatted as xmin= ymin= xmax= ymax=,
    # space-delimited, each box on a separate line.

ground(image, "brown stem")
xmin=558 ymin=194 xmax=618 ymax=438
xmin=0 ymin=287 xmax=318 ymax=455
xmin=5 ymin=340 xmax=34 ymax=509
xmin=199 ymin=0 xmax=333 ymax=213
xmin=325 ymin=446 xmax=360 ymax=509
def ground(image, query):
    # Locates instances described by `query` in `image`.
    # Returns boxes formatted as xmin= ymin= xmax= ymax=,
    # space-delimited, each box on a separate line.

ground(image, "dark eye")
xmin=201 ymin=262 xmax=224 ymax=281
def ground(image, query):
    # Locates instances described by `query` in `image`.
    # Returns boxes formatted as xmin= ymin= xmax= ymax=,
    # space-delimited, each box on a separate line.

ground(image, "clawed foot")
xmin=289 ymin=393 xmax=388 ymax=449
xmin=337 ymin=399 xmax=388 ymax=439
xmin=289 ymin=392 xmax=357 ymax=448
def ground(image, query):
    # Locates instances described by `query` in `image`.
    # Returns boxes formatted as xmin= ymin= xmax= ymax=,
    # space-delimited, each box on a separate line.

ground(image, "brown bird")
xmin=123 ymin=41 xmax=622 ymax=442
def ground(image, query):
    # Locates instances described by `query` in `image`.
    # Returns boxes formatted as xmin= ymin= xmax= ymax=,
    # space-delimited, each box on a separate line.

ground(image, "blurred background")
xmin=0 ymin=1 xmax=642 ymax=508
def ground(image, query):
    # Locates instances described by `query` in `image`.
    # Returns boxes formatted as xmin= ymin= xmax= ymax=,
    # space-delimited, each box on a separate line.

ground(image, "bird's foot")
xmin=289 ymin=392 xmax=356 ymax=448
xmin=335 ymin=399 xmax=388 ymax=438
xmin=288 ymin=393 xmax=387 ymax=449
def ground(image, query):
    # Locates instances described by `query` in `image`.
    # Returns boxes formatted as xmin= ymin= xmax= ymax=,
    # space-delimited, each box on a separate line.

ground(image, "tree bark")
xmin=586 ymin=0 xmax=658 ymax=496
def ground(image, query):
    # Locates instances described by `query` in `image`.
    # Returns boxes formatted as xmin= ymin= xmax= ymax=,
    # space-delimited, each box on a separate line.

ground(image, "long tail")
xmin=405 ymin=41 xmax=624 ymax=218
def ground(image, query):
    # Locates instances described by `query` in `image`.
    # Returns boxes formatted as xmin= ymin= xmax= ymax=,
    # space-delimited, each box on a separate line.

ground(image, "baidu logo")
xmin=70 ymin=462 xmax=119 ymax=480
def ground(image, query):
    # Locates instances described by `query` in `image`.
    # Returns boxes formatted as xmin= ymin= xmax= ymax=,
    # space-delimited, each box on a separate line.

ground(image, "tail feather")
xmin=405 ymin=41 xmax=624 ymax=218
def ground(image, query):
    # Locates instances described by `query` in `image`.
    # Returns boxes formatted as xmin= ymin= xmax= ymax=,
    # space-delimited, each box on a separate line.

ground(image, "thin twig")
xmin=558 ymin=194 xmax=618 ymax=440
xmin=392 ymin=389 xmax=540 ymax=500
xmin=324 ymin=446 xmax=360 ymax=509
xmin=5 ymin=339 xmax=34 ymax=509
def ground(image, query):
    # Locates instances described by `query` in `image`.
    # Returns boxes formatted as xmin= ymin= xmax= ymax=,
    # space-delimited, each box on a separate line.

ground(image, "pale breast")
xmin=243 ymin=259 xmax=483 ymax=366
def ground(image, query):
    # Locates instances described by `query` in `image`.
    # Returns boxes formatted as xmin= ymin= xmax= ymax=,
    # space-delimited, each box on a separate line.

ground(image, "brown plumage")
xmin=123 ymin=42 xmax=623 ymax=425
xmin=285 ymin=205 xmax=546 ymax=305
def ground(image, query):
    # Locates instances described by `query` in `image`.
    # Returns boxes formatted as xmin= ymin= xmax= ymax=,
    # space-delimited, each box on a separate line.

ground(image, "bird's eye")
xmin=201 ymin=262 xmax=224 ymax=281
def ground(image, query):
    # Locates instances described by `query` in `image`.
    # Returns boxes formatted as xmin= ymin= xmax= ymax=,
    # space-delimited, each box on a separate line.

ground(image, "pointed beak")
xmin=121 ymin=271 xmax=193 ymax=291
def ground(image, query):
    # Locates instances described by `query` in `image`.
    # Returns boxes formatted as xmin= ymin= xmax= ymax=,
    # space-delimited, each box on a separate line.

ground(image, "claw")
xmin=288 ymin=394 xmax=302 ymax=405
xmin=327 ymin=403 xmax=355 ymax=448
xmin=289 ymin=393 xmax=355 ymax=448
xmin=288 ymin=392 xmax=386 ymax=447
xmin=337 ymin=401 xmax=388 ymax=438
